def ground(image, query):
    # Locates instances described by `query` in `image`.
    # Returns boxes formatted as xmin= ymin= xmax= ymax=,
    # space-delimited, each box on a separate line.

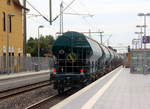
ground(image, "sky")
xmin=19 ymin=0 xmax=150 ymax=53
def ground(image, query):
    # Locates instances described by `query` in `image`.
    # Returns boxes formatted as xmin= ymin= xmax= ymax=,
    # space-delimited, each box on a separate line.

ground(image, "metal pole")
xmin=144 ymin=15 xmax=146 ymax=49
xmin=38 ymin=27 xmax=40 ymax=57
xmin=138 ymin=34 xmax=140 ymax=49
xmin=89 ymin=29 xmax=91 ymax=37
xmin=60 ymin=3 xmax=62 ymax=34
xmin=140 ymin=27 xmax=143 ymax=49
xmin=23 ymin=0 xmax=27 ymax=56
xmin=99 ymin=30 xmax=103 ymax=44
xmin=98 ymin=29 xmax=101 ymax=43
xmin=6 ymin=15 xmax=9 ymax=73
xmin=100 ymin=33 xmax=102 ymax=44
xmin=49 ymin=0 xmax=52 ymax=25
xmin=62 ymin=2 xmax=64 ymax=34
xmin=6 ymin=14 xmax=15 ymax=73
xmin=135 ymin=42 xmax=137 ymax=49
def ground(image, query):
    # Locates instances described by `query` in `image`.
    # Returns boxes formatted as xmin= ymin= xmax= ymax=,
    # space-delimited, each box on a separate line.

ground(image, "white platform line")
xmin=81 ymin=68 xmax=122 ymax=109
xmin=50 ymin=67 xmax=122 ymax=109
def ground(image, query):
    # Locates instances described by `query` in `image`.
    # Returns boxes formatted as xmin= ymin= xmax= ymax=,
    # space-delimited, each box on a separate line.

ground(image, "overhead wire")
xmin=52 ymin=0 xmax=77 ymax=22
xmin=25 ymin=0 xmax=93 ymax=27
xmin=78 ymin=0 xmax=103 ymax=32
xmin=26 ymin=0 xmax=50 ymax=22
xmin=66 ymin=0 xmax=96 ymax=33
xmin=62 ymin=1 xmax=92 ymax=30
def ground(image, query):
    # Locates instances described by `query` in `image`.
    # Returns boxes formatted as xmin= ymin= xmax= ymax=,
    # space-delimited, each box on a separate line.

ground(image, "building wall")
xmin=0 ymin=0 xmax=23 ymax=56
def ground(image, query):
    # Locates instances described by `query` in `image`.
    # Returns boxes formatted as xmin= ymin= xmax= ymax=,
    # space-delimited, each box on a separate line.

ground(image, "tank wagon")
xmin=50 ymin=31 xmax=122 ymax=94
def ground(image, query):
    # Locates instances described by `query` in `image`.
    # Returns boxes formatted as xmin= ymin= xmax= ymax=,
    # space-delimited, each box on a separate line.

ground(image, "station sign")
xmin=142 ymin=36 xmax=150 ymax=43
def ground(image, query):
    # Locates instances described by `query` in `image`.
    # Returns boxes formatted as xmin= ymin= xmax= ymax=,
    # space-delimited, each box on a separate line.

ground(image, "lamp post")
xmin=38 ymin=25 xmax=44 ymax=58
xmin=23 ymin=0 xmax=27 ymax=56
xmin=138 ymin=13 xmax=150 ymax=48
xmin=6 ymin=14 xmax=16 ymax=73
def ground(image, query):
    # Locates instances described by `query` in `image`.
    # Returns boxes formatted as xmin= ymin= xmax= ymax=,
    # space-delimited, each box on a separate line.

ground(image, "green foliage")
xmin=26 ymin=35 xmax=55 ymax=57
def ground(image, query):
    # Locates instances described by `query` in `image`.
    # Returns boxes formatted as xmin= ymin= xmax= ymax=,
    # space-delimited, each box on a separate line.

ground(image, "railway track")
xmin=0 ymin=80 xmax=51 ymax=100
xmin=25 ymin=88 xmax=79 ymax=109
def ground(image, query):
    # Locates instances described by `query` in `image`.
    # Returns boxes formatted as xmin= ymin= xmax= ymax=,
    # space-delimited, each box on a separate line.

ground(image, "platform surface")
xmin=0 ymin=70 xmax=50 ymax=80
xmin=51 ymin=67 xmax=150 ymax=109
xmin=0 ymin=70 xmax=51 ymax=92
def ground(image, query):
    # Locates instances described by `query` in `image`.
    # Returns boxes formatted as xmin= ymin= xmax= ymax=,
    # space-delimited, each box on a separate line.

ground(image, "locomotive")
xmin=50 ymin=31 xmax=123 ymax=94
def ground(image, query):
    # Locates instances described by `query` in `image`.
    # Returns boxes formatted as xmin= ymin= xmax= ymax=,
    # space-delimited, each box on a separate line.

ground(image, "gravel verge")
xmin=0 ymin=85 xmax=57 ymax=109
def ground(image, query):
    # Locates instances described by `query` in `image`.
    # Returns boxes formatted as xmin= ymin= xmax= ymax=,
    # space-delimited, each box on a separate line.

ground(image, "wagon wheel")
xmin=58 ymin=82 xmax=64 ymax=94
xmin=58 ymin=88 xmax=64 ymax=94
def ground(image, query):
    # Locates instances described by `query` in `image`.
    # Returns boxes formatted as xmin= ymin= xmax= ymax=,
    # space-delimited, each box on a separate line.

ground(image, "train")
xmin=50 ymin=31 xmax=123 ymax=94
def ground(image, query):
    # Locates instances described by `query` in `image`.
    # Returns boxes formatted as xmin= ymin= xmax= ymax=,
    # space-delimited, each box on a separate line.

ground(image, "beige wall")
xmin=0 ymin=0 xmax=23 ymax=56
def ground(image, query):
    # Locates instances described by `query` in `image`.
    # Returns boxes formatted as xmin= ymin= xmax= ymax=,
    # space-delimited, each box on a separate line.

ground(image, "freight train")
xmin=50 ymin=31 xmax=123 ymax=94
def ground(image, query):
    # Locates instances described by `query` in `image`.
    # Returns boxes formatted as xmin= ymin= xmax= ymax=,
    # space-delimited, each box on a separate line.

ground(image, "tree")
xmin=26 ymin=35 xmax=55 ymax=57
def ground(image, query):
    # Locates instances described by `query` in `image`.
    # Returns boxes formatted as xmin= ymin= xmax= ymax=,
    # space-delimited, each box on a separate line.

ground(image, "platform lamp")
xmin=6 ymin=13 xmax=16 ymax=73
xmin=38 ymin=25 xmax=44 ymax=58
xmin=138 ymin=13 xmax=150 ymax=48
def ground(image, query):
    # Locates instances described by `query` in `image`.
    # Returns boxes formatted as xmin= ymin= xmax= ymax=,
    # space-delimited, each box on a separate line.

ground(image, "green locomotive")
xmin=51 ymin=31 xmax=122 ymax=94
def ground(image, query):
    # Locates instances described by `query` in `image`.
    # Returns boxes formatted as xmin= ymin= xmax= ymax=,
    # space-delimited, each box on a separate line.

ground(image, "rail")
xmin=25 ymin=88 xmax=77 ymax=109
xmin=0 ymin=80 xmax=51 ymax=100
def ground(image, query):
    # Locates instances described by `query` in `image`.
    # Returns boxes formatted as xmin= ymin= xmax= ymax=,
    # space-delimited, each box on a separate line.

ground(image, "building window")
xmin=8 ymin=16 xmax=12 ymax=33
xmin=2 ymin=12 xmax=6 ymax=31
xmin=7 ymin=0 xmax=11 ymax=5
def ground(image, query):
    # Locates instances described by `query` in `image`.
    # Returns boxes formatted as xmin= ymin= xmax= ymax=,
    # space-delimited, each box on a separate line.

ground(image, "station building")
xmin=0 ymin=0 xmax=27 ymax=56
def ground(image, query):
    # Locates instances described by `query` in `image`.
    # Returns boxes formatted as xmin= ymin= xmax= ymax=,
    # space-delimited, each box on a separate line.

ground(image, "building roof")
xmin=12 ymin=0 xmax=29 ymax=11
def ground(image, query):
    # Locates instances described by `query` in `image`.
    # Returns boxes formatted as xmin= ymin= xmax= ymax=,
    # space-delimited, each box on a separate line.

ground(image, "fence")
xmin=0 ymin=56 xmax=54 ymax=74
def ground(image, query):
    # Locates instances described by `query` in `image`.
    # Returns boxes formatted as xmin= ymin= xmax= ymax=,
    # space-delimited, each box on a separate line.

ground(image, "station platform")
xmin=0 ymin=69 xmax=52 ymax=92
xmin=0 ymin=70 xmax=51 ymax=81
xmin=51 ymin=66 xmax=150 ymax=109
